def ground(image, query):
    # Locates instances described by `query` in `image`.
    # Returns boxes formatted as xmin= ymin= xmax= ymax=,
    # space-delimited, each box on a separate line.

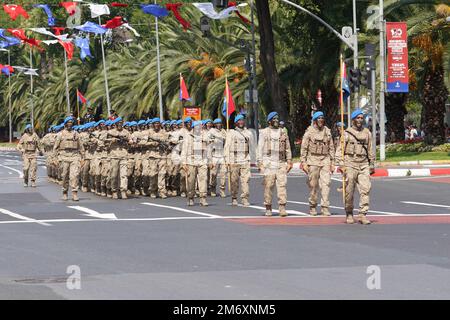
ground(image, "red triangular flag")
xmin=224 ymin=78 xmax=236 ymax=116
xmin=104 ymin=16 xmax=124 ymax=29
xmin=8 ymin=28 xmax=44 ymax=51
xmin=166 ymin=3 xmax=190 ymax=30
xmin=179 ymin=74 xmax=191 ymax=101
xmin=111 ymin=2 xmax=129 ymax=7
xmin=59 ymin=40 xmax=74 ymax=61
xmin=60 ymin=2 xmax=77 ymax=16
xmin=3 ymin=5 xmax=29 ymax=21
xmin=52 ymin=27 xmax=66 ymax=36
xmin=77 ymin=89 xmax=87 ymax=104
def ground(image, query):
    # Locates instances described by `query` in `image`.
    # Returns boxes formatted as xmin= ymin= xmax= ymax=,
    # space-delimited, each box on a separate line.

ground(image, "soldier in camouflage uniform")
xmin=53 ymin=116 xmax=84 ymax=201
xmin=17 ymin=124 xmax=42 ymax=187
xmin=208 ymin=118 xmax=227 ymax=198
xmin=336 ymin=109 xmax=375 ymax=225
xmin=257 ymin=112 xmax=293 ymax=217
xmin=300 ymin=111 xmax=335 ymax=216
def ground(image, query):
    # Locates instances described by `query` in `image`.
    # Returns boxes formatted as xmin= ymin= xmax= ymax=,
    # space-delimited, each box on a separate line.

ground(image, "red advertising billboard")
xmin=386 ymin=22 xmax=409 ymax=93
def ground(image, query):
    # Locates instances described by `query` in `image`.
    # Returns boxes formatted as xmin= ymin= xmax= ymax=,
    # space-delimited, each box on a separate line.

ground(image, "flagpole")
xmin=8 ymin=49 xmax=12 ymax=143
xmin=76 ymin=89 xmax=80 ymax=125
xmin=155 ymin=0 xmax=164 ymax=120
xmin=63 ymin=50 xmax=71 ymax=115
xmin=225 ymin=76 xmax=229 ymax=131
xmin=339 ymin=54 xmax=346 ymax=208
xmin=99 ymin=16 xmax=111 ymax=117
xmin=29 ymin=48 xmax=34 ymax=129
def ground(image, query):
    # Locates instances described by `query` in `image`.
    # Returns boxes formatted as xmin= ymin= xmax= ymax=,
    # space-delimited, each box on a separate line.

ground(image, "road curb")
xmin=372 ymin=168 xmax=450 ymax=177
xmin=0 ymin=147 xmax=16 ymax=152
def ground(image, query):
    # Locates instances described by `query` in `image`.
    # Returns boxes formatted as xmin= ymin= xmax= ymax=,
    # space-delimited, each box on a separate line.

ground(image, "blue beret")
xmin=152 ymin=117 xmax=161 ymax=123
xmin=105 ymin=120 xmax=112 ymax=126
xmin=170 ymin=120 xmax=176 ymax=126
xmin=351 ymin=109 xmax=364 ymax=120
xmin=138 ymin=120 xmax=146 ymax=125
xmin=312 ymin=111 xmax=324 ymax=121
xmin=184 ymin=117 xmax=192 ymax=123
xmin=25 ymin=124 xmax=32 ymax=130
xmin=98 ymin=120 xmax=105 ymax=125
xmin=124 ymin=122 xmax=130 ymax=126
xmin=64 ymin=116 xmax=74 ymax=124
xmin=193 ymin=120 xmax=202 ymax=128
xmin=114 ymin=117 xmax=123 ymax=123
xmin=213 ymin=118 xmax=222 ymax=124
xmin=146 ymin=119 xmax=153 ymax=124
xmin=130 ymin=121 xmax=137 ymax=126
xmin=176 ymin=120 xmax=183 ymax=125
xmin=204 ymin=119 xmax=212 ymax=124
xmin=234 ymin=114 xmax=244 ymax=123
xmin=267 ymin=111 xmax=278 ymax=122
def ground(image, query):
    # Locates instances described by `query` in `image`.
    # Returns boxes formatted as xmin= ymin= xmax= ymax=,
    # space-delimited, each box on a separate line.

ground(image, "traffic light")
xmin=360 ymin=64 xmax=369 ymax=89
xmin=212 ymin=0 xmax=229 ymax=8
xmin=200 ymin=16 xmax=211 ymax=37
xmin=348 ymin=68 xmax=361 ymax=93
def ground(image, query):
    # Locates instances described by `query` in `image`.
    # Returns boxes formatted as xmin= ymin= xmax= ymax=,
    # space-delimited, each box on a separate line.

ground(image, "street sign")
xmin=386 ymin=22 xmax=409 ymax=93
xmin=341 ymin=26 xmax=353 ymax=40
xmin=245 ymin=90 xmax=258 ymax=103
xmin=183 ymin=107 xmax=202 ymax=121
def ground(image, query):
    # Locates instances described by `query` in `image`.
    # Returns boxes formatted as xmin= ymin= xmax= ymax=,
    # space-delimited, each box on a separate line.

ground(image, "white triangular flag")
xmin=122 ymin=23 xmax=140 ymax=37
xmin=89 ymin=4 xmax=110 ymax=18
xmin=192 ymin=3 xmax=237 ymax=19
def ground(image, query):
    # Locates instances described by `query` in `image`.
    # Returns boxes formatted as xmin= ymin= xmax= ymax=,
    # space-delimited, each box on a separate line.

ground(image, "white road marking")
xmin=287 ymin=200 xmax=404 ymax=216
xmin=68 ymin=206 xmax=117 ymax=219
xmin=331 ymin=177 xmax=343 ymax=182
xmin=0 ymin=164 xmax=23 ymax=178
xmin=401 ymin=201 xmax=450 ymax=209
xmin=378 ymin=175 xmax=450 ymax=181
xmin=142 ymin=202 xmax=221 ymax=218
xmin=244 ymin=204 xmax=309 ymax=216
xmin=423 ymin=165 xmax=450 ymax=168
xmin=0 ymin=208 xmax=51 ymax=226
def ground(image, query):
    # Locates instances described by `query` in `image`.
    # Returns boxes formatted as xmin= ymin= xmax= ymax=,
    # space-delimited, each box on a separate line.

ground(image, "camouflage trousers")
xmin=186 ymin=164 xmax=207 ymax=199
xmin=60 ymin=157 xmax=81 ymax=193
xmin=344 ymin=165 xmax=371 ymax=215
xmin=22 ymin=154 xmax=37 ymax=184
xmin=209 ymin=161 xmax=227 ymax=194
xmin=262 ymin=162 xmax=288 ymax=206
xmin=307 ymin=165 xmax=331 ymax=208
xmin=110 ymin=158 xmax=128 ymax=193
xmin=229 ymin=163 xmax=250 ymax=200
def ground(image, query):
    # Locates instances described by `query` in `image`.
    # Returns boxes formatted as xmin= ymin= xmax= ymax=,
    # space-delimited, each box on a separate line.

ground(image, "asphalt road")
xmin=1 ymin=150 xmax=450 ymax=299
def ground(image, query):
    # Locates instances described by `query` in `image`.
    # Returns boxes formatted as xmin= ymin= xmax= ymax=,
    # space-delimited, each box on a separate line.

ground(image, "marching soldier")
xmin=208 ymin=118 xmax=227 ymax=198
xmin=106 ymin=117 xmax=132 ymax=199
xmin=53 ymin=116 xmax=84 ymax=201
xmin=224 ymin=114 xmax=254 ymax=206
xmin=41 ymin=126 xmax=57 ymax=183
xmin=300 ymin=111 xmax=335 ymax=216
xmin=336 ymin=109 xmax=375 ymax=225
xmin=257 ymin=112 xmax=293 ymax=217
xmin=17 ymin=124 xmax=41 ymax=187
xmin=181 ymin=120 xmax=209 ymax=206
xmin=80 ymin=123 xmax=97 ymax=193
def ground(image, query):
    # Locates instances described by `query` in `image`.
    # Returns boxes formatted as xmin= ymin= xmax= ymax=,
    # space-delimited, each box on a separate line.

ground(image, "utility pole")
xmin=154 ymin=0 xmax=164 ymax=121
xmin=379 ymin=0 xmax=386 ymax=161
xmin=250 ymin=0 xmax=259 ymax=138
xmin=352 ymin=0 xmax=359 ymax=109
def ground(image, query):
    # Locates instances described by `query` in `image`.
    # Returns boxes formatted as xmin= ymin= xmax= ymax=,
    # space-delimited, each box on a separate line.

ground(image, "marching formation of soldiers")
xmin=18 ymin=108 xmax=374 ymax=224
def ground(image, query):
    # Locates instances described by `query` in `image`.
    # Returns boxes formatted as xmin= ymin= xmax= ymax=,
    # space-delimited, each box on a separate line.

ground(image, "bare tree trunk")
xmin=385 ymin=93 xmax=408 ymax=141
xmin=255 ymin=0 xmax=288 ymax=121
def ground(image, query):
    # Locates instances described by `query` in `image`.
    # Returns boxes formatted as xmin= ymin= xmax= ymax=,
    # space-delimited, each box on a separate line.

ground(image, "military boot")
xmin=121 ymin=191 xmax=128 ymax=199
xmin=23 ymin=179 xmax=28 ymax=187
xmin=231 ymin=198 xmax=238 ymax=206
xmin=346 ymin=213 xmax=355 ymax=224
xmin=62 ymin=192 xmax=68 ymax=201
xmin=101 ymin=186 xmax=107 ymax=197
xmin=31 ymin=181 xmax=36 ymax=188
xmin=200 ymin=198 xmax=209 ymax=207
xmin=358 ymin=213 xmax=372 ymax=225
xmin=188 ymin=198 xmax=194 ymax=206
xmin=219 ymin=190 xmax=226 ymax=198
xmin=210 ymin=191 xmax=217 ymax=197
xmin=241 ymin=198 xmax=250 ymax=207
xmin=279 ymin=205 xmax=288 ymax=217
xmin=107 ymin=189 xmax=112 ymax=198
xmin=180 ymin=192 xmax=187 ymax=198
xmin=112 ymin=192 xmax=119 ymax=199
xmin=265 ymin=205 xmax=272 ymax=217
xmin=72 ymin=192 xmax=79 ymax=202
xmin=150 ymin=193 xmax=157 ymax=199
xmin=321 ymin=207 xmax=331 ymax=216
xmin=309 ymin=207 xmax=317 ymax=216
xmin=160 ymin=193 xmax=168 ymax=199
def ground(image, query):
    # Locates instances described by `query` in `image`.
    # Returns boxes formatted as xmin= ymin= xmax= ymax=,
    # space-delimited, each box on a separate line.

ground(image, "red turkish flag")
xmin=111 ymin=2 xmax=129 ymax=7
xmin=3 ymin=5 xmax=29 ymax=21
xmin=60 ymin=2 xmax=77 ymax=16
xmin=59 ymin=40 xmax=74 ymax=61
xmin=103 ymin=16 xmax=124 ymax=29
xmin=7 ymin=29 xmax=44 ymax=51
xmin=52 ymin=27 xmax=66 ymax=36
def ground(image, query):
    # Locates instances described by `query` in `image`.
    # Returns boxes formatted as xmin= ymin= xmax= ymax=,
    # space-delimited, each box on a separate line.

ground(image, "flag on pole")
xmin=3 ymin=5 xmax=29 ymax=21
xmin=222 ymin=77 xmax=236 ymax=117
xmin=342 ymin=61 xmax=351 ymax=102
xmin=59 ymin=40 xmax=74 ymax=60
xmin=89 ymin=4 xmax=110 ymax=18
xmin=7 ymin=28 xmax=44 ymax=51
xmin=77 ymin=89 xmax=88 ymax=105
xmin=74 ymin=37 xmax=93 ymax=61
xmin=0 ymin=29 xmax=21 ymax=47
xmin=104 ymin=16 xmax=124 ymax=29
xmin=33 ymin=4 xmax=55 ymax=26
xmin=179 ymin=74 xmax=191 ymax=101
xmin=74 ymin=22 xmax=107 ymax=35
xmin=0 ymin=65 xmax=14 ymax=76
xmin=140 ymin=4 xmax=169 ymax=17
xmin=60 ymin=2 xmax=77 ymax=16
xmin=111 ymin=2 xmax=129 ymax=7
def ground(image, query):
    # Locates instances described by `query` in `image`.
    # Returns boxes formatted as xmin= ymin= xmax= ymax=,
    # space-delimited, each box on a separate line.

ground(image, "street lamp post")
xmin=250 ymin=0 xmax=259 ymax=138
xmin=379 ymin=0 xmax=386 ymax=161
xmin=352 ymin=0 xmax=359 ymax=109
xmin=154 ymin=0 xmax=164 ymax=121
xmin=98 ymin=16 xmax=111 ymax=117
xmin=0 ymin=48 xmax=12 ymax=142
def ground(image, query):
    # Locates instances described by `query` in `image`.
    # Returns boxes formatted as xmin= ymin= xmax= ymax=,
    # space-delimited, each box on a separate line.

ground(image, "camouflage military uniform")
xmin=17 ymin=131 xmax=41 ymax=187
xmin=300 ymin=125 xmax=335 ymax=215
xmin=208 ymin=127 xmax=227 ymax=197
xmin=107 ymin=128 xmax=132 ymax=198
